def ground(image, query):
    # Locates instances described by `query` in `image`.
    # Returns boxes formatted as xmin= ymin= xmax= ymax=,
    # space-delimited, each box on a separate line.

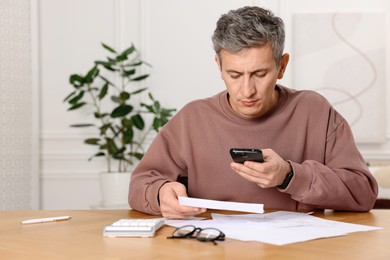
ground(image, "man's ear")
xmin=215 ymin=54 xmax=222 ymax=72
xmin=277 ymin=53 xmax=289 ymax=79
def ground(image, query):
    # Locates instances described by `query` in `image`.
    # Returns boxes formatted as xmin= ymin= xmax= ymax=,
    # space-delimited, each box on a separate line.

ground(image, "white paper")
xmin=165 ymin=211 xmax=382 ymax=246
xmin=178 ymin=196 xmax=264 ymax=214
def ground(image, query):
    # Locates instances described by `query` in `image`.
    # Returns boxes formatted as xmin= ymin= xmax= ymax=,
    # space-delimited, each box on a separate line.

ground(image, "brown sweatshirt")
xmin=129 ymin=85 xmax=378 ymax=215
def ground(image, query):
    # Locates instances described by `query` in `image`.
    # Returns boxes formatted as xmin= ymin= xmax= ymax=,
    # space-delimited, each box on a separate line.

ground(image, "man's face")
xmin=216 ymin=45 xmax=288 ymax=119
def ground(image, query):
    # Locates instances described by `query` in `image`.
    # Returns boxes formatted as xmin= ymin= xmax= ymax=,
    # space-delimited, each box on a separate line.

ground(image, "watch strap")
xmin=278 ymin=170 xmax=294 ymax=189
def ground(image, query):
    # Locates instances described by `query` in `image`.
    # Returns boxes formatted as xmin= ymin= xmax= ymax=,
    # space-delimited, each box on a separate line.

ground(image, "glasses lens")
xmin=172 ymin=225 xmax=196 ymax=237
xmin=197 ymin=228 xmax=221 ymax=241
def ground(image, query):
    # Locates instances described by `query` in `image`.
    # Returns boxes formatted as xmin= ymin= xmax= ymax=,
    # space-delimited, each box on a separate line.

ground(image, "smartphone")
xmin=229 ymin=148 xmax=264 ymax=163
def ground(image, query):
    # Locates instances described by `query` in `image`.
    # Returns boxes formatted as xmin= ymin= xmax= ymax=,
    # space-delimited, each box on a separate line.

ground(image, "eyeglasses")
xmin=167 ymin=225 xmax=225 ymax=245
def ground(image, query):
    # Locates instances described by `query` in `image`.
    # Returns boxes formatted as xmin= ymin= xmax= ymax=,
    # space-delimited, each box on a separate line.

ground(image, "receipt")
xmin=178 ymin=196 xmax=264 ymax=214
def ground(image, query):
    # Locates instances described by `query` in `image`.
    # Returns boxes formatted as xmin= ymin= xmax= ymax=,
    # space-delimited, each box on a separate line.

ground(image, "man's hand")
xmin=158 ymin=181 xmax=206 ymax=219
xmin=230 ymin=148 xmax=292 ymax=188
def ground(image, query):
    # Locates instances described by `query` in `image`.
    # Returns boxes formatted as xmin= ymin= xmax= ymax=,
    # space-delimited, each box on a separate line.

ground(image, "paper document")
xmin=165 ymin=211 xmax=382 ymax=246
xmin=178 ymin=196 xmax=264 ymax=214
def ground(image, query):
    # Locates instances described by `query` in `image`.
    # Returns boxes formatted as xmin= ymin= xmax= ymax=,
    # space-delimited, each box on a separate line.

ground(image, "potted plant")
xmin=64 ymin=42 xmax=175 ymax=207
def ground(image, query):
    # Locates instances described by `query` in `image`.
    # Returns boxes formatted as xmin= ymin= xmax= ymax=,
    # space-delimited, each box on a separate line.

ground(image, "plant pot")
xmin=99 ymin=172 xmax=131 ymax=208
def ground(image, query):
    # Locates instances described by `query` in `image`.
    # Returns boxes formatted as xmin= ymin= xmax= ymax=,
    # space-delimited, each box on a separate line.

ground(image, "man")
xmin=128 ymin=6 xmax=378 ymax=219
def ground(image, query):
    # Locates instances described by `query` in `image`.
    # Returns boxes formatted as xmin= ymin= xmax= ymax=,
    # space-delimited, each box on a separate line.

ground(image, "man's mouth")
xmin=241 ymin=100 xmax=259 ymax=107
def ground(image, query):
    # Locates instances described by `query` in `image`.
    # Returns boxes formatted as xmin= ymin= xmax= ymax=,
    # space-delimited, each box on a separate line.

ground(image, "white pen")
xmin=21 ymin=216 xmax=72 ymax=224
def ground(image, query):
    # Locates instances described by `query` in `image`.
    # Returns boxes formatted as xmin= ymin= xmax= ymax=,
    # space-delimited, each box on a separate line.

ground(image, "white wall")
xmin=34 ymin=0 xmax=390 ymax=209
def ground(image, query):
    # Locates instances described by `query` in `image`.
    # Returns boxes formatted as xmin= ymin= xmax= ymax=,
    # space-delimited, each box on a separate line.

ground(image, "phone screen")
xmin=230 ymin=148 xmax=264 ymax=163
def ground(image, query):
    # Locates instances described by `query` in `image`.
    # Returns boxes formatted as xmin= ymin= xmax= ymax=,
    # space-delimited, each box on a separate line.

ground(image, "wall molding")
xmin=31 ymin=0 xmax=40 ymax=209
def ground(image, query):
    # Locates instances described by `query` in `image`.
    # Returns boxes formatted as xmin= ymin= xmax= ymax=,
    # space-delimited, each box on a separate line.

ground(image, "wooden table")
xmin=0 ymin=210 xmax=389 ymax=259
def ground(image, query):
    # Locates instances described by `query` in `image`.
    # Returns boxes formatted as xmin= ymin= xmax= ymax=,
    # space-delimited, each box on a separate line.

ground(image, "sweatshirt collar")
xmin=219 ymin=85 xmax=288 ymax=124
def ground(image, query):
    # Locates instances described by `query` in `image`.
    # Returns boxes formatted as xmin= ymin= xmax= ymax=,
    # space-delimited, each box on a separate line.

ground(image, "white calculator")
xmin=103 ymin=218 xmax=165 ymax=237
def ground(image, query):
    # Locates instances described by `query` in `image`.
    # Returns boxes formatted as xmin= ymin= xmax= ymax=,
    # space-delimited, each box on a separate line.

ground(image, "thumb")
xmin=172 ymin=182 xmax=188 ymax=198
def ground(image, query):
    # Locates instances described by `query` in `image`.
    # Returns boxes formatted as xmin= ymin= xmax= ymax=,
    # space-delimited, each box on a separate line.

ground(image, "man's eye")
xmin=229 ymin=74 xmax=241 ymax=79
xmin=255 ymin=73 xmax=266 ymax=78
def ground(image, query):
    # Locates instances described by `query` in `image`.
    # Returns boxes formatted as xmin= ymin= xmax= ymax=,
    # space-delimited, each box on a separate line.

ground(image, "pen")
xmin=21 ymin=216 xmax=72 ymax=224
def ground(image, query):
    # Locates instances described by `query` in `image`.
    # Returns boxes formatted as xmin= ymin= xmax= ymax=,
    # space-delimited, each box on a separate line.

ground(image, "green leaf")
xmin=99 ymin=76 xmax=115 ymax=86
xmin=131 ymin=114 xmax=145 ymax=130
xmin=116 ymin=44 xmax=135 ymax=61
xmin=69 ymin=74 xmax=85 ymax=88
xmin=95 ymin=60 xmax=116 ymax=71
xmin=161 ymin=108 xmax=176 ymax=117
xmin=63 ymin=91 xmax=76 ymax=102
xmin=153 ymin=100 xmax=161 ymax=111
xmin=68 ymin=102 xmax=86 ymax=110
xmin=125 ymin=61 xmax=143 ymax=67
xmin=68 ymin=91 xmax=84 ymax=104
xmin=122 ymin=69 xmax=135 ymax=76
xmin=113 ymin=154 xmax=125 ymax=160
xmin=100 ymin=124 xmax=111 ymax=135
xmin=85 ymin=66 xmax=99 ymax=83
xmin=153 ymin=117 xmax=163 ymax=131
xmin=116 ymin=146 xmax=126 ymax=154
xmin=88 ymin=151 xmax=105 ymax=161
xmin=121 ymin=118 xmax=132 ymax=128
xmin=106 ymin=138 xmax=118 ymax=155
xmin=131 ymin=74 xmax=149 ymax=81
xmin=123 ymin=127 xmax=134 ymax=144
xmin=140 ymin=103 xmax=154 ymax=113
xmin=111 ymin=104 xmax=133 ymax=118
xmin=70 ymin=123 xmax=94 ymax=127
xmin=116 ymin=55 xmax=127 ymax=62
xmin=111 ymin=96 xmax=120 ymax=103
xmin=101 ymin=43 xmax=117 ymax=54
xmin=98 ymin=83 xmax=108 ymax=100
xmin=168 ymin=108 xmax=177 ymax=113
xmin=120 ymin=91 xmax=130 ymax=100
xmin=130 ymin=88 xmax=147 ymax=95
xmin=94 ymin=112 xmax=108 ymax=119
xmin=84 ymin=138 xmax=100 ymax=145
xmin=95 ymin=60 xmax=112 ymax=66
xmin=130 ymin=152 xmax=144 ymax=161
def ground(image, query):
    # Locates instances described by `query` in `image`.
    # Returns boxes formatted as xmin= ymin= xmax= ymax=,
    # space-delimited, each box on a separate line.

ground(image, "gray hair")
xmin=212 ymin=6 xmax=285 ymax=66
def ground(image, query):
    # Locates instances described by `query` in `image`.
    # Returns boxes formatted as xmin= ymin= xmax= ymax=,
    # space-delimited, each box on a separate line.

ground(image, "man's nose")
xmin=241 ymin=76 xmax=256 ymax=97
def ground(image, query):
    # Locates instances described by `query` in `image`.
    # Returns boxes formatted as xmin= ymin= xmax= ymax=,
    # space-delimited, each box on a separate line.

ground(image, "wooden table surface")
xmin=0 ymin=209 xmax=389 ymax=259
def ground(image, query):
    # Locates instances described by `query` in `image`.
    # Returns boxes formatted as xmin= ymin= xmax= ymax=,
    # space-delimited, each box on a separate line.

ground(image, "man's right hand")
xmin=158 ymin=182 xmax=206 ymax=219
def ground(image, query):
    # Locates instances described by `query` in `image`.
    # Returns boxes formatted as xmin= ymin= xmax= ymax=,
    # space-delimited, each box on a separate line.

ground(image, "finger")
xmin=173 ymin=185 xmax=188 ymax=198
xmin=163 ymin=206 xmax=206 ymax=219
xmin=260 ymin=148 xmax=272 ymax=160
xmin=243 ymin=160 xmax=268 ymax=172
xmin=230 ymin=162 xmax=249 ymax=173
xmin=177 ymin=206 xmax=207 ymax=215
xmin=231 ymin=162 xmax=265 ymax=178
xmin=162 ymin=212 xmax=188 ymax=219
xmin=232 ymin=163 xmax=270 ymax=186
xmin=163 ymin=194 xmax=205 ymax=216
xmin=235 ymin=169 xmax=267 ymax=183
xmin=164 ymin=209 xmax=204 ymax=220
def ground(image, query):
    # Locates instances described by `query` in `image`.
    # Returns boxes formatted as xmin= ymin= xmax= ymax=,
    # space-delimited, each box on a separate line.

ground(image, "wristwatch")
xmin=278 ymin=169 xmax=294 ymax=189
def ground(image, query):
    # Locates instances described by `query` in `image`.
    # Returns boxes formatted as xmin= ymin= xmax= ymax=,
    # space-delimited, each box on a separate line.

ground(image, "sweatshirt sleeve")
xmin=283 ymin=109 xmax=378 ymax=211
xmin=128 ymin=112 xmax=188 ymax=215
